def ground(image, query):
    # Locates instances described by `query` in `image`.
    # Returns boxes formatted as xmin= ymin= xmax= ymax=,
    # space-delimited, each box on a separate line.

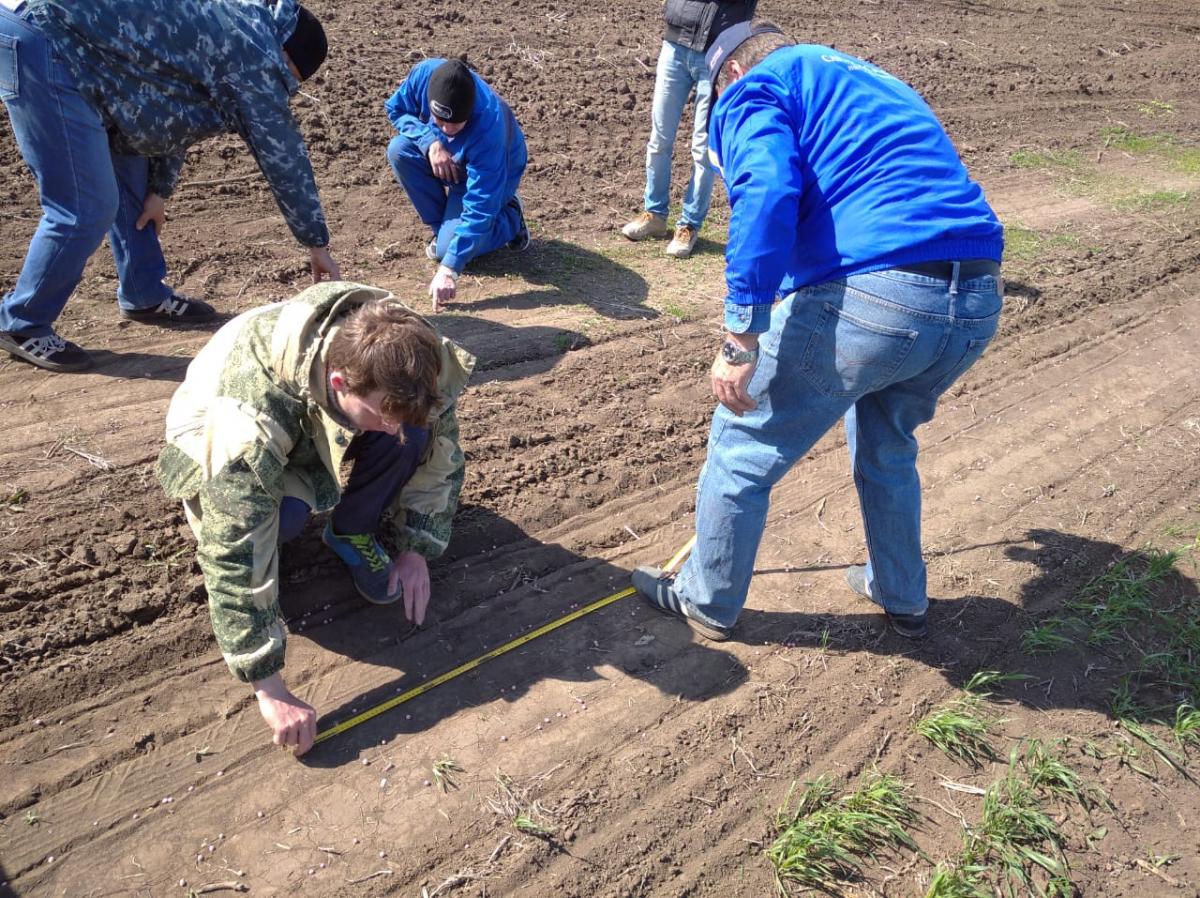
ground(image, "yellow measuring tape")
xmin=314 ymin=535 xmax=696 ymax=744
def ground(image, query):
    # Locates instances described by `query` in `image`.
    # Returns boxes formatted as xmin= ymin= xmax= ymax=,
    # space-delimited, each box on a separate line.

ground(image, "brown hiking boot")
xmin=621 ymin=211 xmax=669 ymax=241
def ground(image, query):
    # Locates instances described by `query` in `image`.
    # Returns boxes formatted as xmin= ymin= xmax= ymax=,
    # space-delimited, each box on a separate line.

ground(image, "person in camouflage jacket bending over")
xmin=0 ymin=0 xmax=340 ymax=372
xmin=158 ymin=282 xmax=475 ymax=756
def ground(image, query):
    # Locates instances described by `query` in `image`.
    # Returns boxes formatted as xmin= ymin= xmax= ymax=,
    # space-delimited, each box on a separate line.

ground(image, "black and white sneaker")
xmin=121 ymin=293 xmax=217 ymax=324
xmin=0 ymin=330 xmax=93 ymax=372
xmin=425 ymin=237 xmax=440 ymax=261
xmin=507 ymin=194 xmax=531 ymax=252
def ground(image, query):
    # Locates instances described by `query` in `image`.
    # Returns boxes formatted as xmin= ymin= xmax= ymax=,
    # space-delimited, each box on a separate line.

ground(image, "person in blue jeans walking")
xmin=385 ymin=59 xmax=530 ymax=313
xmin=632 ymin=22 xmax=1005 ymax=640
xmin=0 ymin=0 xmax=340 ymax=373
xmin=621 ymin=0 xmax=755 ymax=259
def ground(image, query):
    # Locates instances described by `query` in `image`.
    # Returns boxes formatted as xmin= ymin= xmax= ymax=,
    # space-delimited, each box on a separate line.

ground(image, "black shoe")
xmin=631 ymin=565 xmax=732 ymax=641
xmin=506 ymin=194 xmax=531 ymax=252
xmin=845 ymin=565 xmax=928 ymax=638
xmin=121 ymin=293 xmax=218 ymax=324
xmin=0 ymin=330 xmax=93 ymax=372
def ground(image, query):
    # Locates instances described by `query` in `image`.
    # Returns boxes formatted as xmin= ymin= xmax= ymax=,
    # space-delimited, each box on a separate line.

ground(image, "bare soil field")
xmin=3 ymin=1 xmax=1200 ymax=896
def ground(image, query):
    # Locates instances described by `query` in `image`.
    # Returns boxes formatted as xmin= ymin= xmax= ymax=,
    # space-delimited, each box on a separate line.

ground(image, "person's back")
xmin=710 ymin=44 xmax=1003 ymax=303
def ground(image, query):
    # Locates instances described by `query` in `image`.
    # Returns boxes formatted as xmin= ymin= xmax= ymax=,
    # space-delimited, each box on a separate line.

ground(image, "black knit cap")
xmin=283 ymin=5 xmax=328 ymax=81
xmin=428 ymin=60 xmax=476 ymax=124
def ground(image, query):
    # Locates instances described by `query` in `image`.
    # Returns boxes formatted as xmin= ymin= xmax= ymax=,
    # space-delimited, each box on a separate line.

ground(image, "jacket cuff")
xmin=222 ymin=621 xmax=287 ymax=683
xmin=724 ymin=299 xmax=774 ymax=334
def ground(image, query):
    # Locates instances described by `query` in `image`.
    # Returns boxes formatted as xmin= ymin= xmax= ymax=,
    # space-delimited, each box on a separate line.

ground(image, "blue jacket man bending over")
xmin=633 ymin=23 xmax=1005 ymax=642
xmin=0 ymin=0 xmax=340 ymax=373
xmin=385 ymin=58 xmax=529 ymax=311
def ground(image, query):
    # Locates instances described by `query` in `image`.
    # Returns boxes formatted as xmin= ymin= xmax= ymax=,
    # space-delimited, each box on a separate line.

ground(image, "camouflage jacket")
xmin=26 ymin=0 xmax=330 ymax=247
xmin=157 ymin=282 xmax=476 ymax=683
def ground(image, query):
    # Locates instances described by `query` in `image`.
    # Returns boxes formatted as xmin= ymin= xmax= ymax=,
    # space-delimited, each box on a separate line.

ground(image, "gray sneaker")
xmin=845 ymin=565 xmax=927 ymax=638
xmin=631 ymin=565 xmax=731 ymax=641
xmin=621 ymin=211 xmax=669 ymax=242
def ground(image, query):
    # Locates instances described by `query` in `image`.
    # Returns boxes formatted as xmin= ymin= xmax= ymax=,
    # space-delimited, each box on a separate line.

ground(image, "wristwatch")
xmin=721 ymin=340 xmax=760 ymax=366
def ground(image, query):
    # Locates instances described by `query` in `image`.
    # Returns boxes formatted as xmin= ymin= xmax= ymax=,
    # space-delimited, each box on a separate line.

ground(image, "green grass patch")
xmin=925 ymin=743 xmax=1091 ymax=898
xmin=1009 ymin=148 xmax=1085 ymax=171
xmin=1138 ymin=99 xmax=1175 ymax=118
xmin=1002 ymin=225 xmax=1081 ymax=267
xmin=914 ymin=672 xmax=1027 ymax=767
xmin=1102 ymin=125 xmax=1200 ymax=174
xmin=766 ymin=771 xmax=916 ymax=896
xmin=1021 ymin=618 xmax=1073 ymax=655
xmin=1113 ymin=189 xmax=1191 ymax=212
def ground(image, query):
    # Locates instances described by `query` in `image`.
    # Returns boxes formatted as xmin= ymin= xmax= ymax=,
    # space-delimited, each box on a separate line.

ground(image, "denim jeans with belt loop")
xmin=0 ymin=5 xmax=172 ymax=337
xmin=672 ymin=263 xmax=1003 ymax=629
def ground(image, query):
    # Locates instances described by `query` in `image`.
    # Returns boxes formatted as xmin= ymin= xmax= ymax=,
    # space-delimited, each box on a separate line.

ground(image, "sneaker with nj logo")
xmin=0 ymin=329 xmax=93 ymax=372
xmin=631 ymin=565 xmax=732 ymax=641
xmin=121 ymin=292 xmax=218 ymax=324
xmin=322 ymin=522 xmax=402 ymax=605
xmin=844 ymin=565 xmax=928 ymax=638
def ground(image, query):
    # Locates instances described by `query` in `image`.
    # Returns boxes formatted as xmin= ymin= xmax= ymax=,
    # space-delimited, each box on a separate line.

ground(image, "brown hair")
xmin=714 ymin=19 xmax=792 ymax=96
xmin=326 ymin=301 xmax=443 ymax=426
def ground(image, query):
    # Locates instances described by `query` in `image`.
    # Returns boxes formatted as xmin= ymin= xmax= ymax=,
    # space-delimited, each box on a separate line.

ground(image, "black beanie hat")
xmin=428 ymin=60 xmax=476 ymax=124
xmin=283 ymin=5 xmax=328 ymax=81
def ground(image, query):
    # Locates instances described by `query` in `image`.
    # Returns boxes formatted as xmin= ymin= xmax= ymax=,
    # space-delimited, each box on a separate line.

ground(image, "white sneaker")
xmin=621 ymin=211 xmax=669 ymax=241
xmin=665 ymin=224 xmax=699 ymax=258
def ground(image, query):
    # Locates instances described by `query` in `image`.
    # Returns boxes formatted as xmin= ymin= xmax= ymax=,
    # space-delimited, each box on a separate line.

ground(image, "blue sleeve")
xmin=384 ymin=63 xmax=441 ymax=156
xmin=716 ymin=77 xmax=805 ymax=333
xmin=440 ymin=121 xmax=508 ymax=274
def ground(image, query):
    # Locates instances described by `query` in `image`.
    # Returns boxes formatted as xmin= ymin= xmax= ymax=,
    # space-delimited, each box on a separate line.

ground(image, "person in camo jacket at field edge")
xmin=633 ymin=22 xmax=1005 ymax=642
xmin=621 ymin=0 xmax=757 ymax=259
xmin=385 ymin=58 xmax=530 ymax=312
xmin=0 ymin=0 xmax=340 ymax=373
xmin=158 ymin=282 xmax=475 ymax=756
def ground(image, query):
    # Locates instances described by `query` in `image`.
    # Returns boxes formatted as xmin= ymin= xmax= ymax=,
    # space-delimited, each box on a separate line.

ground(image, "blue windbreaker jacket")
xmin=708 ymin=45 xmax=1004 ymax=333
xmin=26 ymin=0 xmax=329 ymax=247
xmin=385 ymin=59 xmax=528 ymax=274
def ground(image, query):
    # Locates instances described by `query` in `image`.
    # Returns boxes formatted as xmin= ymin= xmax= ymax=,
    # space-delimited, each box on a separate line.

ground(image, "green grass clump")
xmin=926 ymin=745 xmax=1082 ymax=898
xmin=1066 ymin=548 xmax=1177 ymax=646
xmin=1102 ymin=125 xmax=1200 ymax=173
xmin=766 ymin=772 xmax=916 ymax=896
xmin=1113 ymin=189 xmax=1191 ymax=212
xmin=1174 ymin=705 xmax=1200 ymax=747
xmin=915 ymin=672 xmax=1024 ymax=767
xmin=1021 ymin=618 xmax=1073 ymax=655
xmin=1009 ymin=148 xmax=1084 ymax=170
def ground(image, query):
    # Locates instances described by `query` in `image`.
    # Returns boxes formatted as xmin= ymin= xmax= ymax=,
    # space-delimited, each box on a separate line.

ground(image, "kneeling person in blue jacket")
xmin=633 ymin=22 xmax=1005 ymax=641
xmin=386 ymin=59 xmax=530 ymax=311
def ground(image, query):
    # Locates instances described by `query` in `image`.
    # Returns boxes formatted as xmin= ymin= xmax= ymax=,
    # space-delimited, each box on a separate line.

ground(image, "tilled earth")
xmin=3 ymin=1 xmax=1200 ymax=896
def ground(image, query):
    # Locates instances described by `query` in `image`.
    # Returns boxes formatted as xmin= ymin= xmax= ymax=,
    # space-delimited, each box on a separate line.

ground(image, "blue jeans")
xmin=643 ymin=40 xmax=715 ymax=230
xmin=0 ymin=6 xmax=171 ymax=337
xmin=673 ymin=266 xmax=1004 ymax=628
xmin=385 ymin=133 xmax=523 ymax=266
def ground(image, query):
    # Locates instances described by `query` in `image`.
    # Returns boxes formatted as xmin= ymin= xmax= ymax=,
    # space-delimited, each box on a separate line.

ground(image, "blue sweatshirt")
xmin=385 ymin=59 xmax=528 ymax=274
xmin=27 ymin=0 xmax=330 ymax=247
xmin=708 ymin=45 xmax=1004 ymax=333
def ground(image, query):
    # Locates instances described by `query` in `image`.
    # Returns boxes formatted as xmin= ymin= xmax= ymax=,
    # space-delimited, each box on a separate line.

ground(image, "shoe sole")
xmin=120 ymin=311 xmax=218 ymax=325
xmin=0 ymin=336 xmax=93 ymax=373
